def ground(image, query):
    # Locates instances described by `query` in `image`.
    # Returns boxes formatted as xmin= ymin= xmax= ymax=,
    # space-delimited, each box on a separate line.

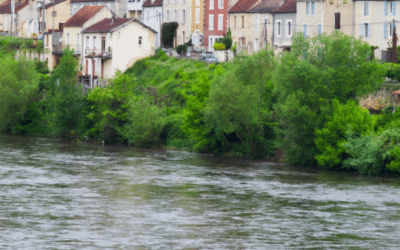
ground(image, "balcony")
xmin=52 ymin=45 xmax=81 ymax=55
xmin=85 ymin=49 xmax=112 ymax=59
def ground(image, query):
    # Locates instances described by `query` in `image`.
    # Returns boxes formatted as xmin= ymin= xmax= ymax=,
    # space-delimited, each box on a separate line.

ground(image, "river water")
xmin=1 ymin=135 xmax=400 ymax=249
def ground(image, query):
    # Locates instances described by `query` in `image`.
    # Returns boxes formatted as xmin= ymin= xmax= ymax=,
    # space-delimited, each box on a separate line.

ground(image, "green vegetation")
xmin=3 ymin=31 xmax=400 ymax=175
xmin=161 ymin=22 xmax=178 ymax=48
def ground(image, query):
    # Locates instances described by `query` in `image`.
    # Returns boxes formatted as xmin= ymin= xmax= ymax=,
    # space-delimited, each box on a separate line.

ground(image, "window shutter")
xmin=385 ymin=2 xmax=388 ymax=16
xmin=360 ymin=24 xmax=363 ymax=37
xmin=394 ymin=2 xmax=397 ymax=15
xmin=312 ymin=2 xmax=315 ymax=15
xmin=335 ymin=12 xmax=340 ymax=29
xmin=318 ymin=24 xmax=322 ymax=34
xmin=306 ymin=2 xmax=310 ymax=15
xmin=303 ymin=24 xmax=307 ymax=38
xmin=384 ymin=23 xmax=388 ymax=39
xmin=368 ymin=23 xmax=372 ymax=38
xmin=366 ymin=2 xmax=369 ymax=16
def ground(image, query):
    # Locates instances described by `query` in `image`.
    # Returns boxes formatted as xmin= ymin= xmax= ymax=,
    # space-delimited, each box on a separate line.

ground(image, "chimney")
xmin=111 ymin=14 xmax=116 ymax=24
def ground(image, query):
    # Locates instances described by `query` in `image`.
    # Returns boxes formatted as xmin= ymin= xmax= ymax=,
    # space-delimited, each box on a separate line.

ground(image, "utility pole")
xmin=10 ymin=0 xmax=14 ymax=35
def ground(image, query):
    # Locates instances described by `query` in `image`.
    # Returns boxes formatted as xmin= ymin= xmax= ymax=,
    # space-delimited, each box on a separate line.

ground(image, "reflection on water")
xmin=1 ymin=135 xmax=400 ymax=249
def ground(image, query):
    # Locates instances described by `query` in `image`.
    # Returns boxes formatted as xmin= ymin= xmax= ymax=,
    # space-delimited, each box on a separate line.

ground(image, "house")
xmin=127 ymin=0 xmax=143 ymax=19
xmin=273 ymin=0 xmax=296 ymax=53
xmin=228 ymin=0 xmax=281 ymax=54
xmin=162 ymin=0 xmax=191 ymax=47
xmin=296 ymin=0 xmax=353 ymax=39
xmin=80 ymin=17 xmax=156 ymax=88
xmin=354 ymin=0 xmax=398 ymax=60
xmin=0 ymin=0 xmax=43 ymax=37
xmin=70 ymin=0 xmax=126 ymax=18
xmin=44 ymin=0 xmax=71 ymax=32
xmin=191 ymin=0 xmax=203 ymax=49
xmin=45 ymin=5 xmax=113 ymax=70
xmin=204 ymin=0 xmax=230 ymax=52
xmin=142 ymin=0 xmax=162 ymax=47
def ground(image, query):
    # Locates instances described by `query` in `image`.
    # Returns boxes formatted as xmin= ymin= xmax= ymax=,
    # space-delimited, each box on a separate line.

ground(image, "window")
xmin=306 ymin=2 xmax=310 ymax=15
xmin=139 ymin=36 xmax=142 ymax=45
xmin=86 ymin=36 xmax=89 ymax=48
xmin=363 ymin=2 xmax=369 ymax=16
xmin=255 ymin=14 xmax=259 ymax=30
xmin=306 ymin=2 xmax=315 ymax=15
xmin=218 ymin=0 xmax=223 ymax=9
xmin=389 ymin=22 xmax=394 ymax=38
xmin=46 ymin=34 xmax=49 ymax=46
xmin=196 ymin=8 xmax=200 ymax=23
xmin=67 ymin=33 xmax=69 ymax=45
xmin=312 ymin=2 xmax=315 ymax=15
xmin=360 ymin=23 xmax=371 ymax=38
xmin=318 ymin=24 xmax=322 ymax=34
xmin=77 ymin=33 xmax=79 ymax=52
xmin=335 ymin=12 xmax=340 ymax=29
xmin=174 ymin=10 xmax=177 ymax=21
xmin=234 ymin=16 xmax=236 ymax=29
xmin=387 ymin=2 xmax=396 ymax=15
xmin=286 ymin=20 xmax=292 ymax=36
xmin=196 ymin=0 xmax=200 ymax=6
xmin=242 ymin=16 xmax=244 ymax=28
xmin=183 ymin=31 xmax=185 ymax=43
xmin=385 ymin=22 xmax=395 ymax=39
xmin=303 ymin=24 xmax=308 ymax=38
xmin=93 ymin=37 xmax=97 ymax=48
xmin=218 ymin=14 xmax=223 ymax=30
xmin=276 ymin=21 xmax=282 ymax=36
xmin=183 ymin=9 xmax=186 ymax=22
xmin=209 ymin=14 xmax=214 ymax=30
xmin=210 ymin=0 xmax=214 ymax=9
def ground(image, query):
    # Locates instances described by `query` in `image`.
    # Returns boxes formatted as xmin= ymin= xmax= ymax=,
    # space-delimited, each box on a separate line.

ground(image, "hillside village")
xmin=0 ymin=0 xmax=399 ymax=87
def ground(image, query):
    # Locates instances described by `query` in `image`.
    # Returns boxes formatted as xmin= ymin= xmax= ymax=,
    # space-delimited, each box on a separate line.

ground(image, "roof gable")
xmin=274 ymin=0 xmax=296 ymax=13
xmin=63 ymin=5 xmax=105 ymax=27
xmin=229 ymin=0 xmax=261 ymax=13
xmin=143 ymin=0 xmax=162 ymax=7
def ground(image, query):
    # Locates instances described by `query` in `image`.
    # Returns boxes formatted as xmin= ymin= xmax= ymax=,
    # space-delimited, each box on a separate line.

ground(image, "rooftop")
xmin=143 ymin=0 xmax=162 ymax=7
xmin=229 ymin=0 xmax=260 ymax=13
xmin=0 ymin=0 xmax=30 ymax=14
xmin=63 ymin=5 xmax=105 ymax=27
xmin=274 ymin=0 xmax=296 ymax=13
xmin=81 ymin=18 xmax=157 ymax=33
xmin=44 ymin=0 xmax=67 ymax=9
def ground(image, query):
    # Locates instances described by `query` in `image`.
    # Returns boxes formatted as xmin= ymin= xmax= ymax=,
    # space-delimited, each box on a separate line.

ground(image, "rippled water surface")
xmin=1 ymin=135 xmax=400 ymax=249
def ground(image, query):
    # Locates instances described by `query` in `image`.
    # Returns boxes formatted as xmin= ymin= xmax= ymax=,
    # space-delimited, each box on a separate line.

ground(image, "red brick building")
xmin=203 ymin=0 xmax=231 ymax=52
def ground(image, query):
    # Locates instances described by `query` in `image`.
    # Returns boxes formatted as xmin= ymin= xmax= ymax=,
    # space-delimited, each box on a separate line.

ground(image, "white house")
xmin=142 ymin=0 xmax=162 ymax=47
xmin=81 ymin=17 xmax=157 ymax=88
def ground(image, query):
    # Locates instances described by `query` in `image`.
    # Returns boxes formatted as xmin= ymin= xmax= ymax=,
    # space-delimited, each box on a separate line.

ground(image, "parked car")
xmin=199 ymin=54 xmax=219 ymax=63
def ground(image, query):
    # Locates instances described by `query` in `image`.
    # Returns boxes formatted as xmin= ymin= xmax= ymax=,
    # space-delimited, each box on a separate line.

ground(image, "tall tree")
xmin=391 ymin=22 xmax=398 ymax=63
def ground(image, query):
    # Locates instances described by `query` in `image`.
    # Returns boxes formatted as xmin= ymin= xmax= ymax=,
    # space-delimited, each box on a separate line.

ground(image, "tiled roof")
xmin=274 ymin=0 xmax=296 ymax=13
xmin=250 ymin=0 xmax=284 ymax=13
xmin=229 ymin=0 xmax=260 ymax=13
xmin=45 ymin=0 xmax=66 ymax=9
xmin=70 ymin=0 xmax=114 ymax=2
xmin=143 ymin=0 xmax=162 ymax=7
xmin=82 ymin=18 xmax=157 ymax=33
xmin=0 ymin=0 xmax=30 ymax=14
xmin=63 ymin=5 xmax=105 ymax=27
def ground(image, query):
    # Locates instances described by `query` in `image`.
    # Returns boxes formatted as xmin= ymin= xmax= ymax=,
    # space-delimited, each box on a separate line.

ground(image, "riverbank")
xmin=3 ymin=31 xmax=400 ymax=175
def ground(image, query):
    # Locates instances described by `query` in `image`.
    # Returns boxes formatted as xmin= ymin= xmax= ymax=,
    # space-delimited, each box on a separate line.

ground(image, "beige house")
xmin=191 ymin=0 xmax=203 ymax=49
xmin=354 ymin=0 xmax=398 ymax=60
xmin=296 ymin=0 xmax=353 ymax=38
xmin=44 ymin=5 xmax=113 ymax=71
xmin=80 ymin=18 xmax=156 ymax=88
xmin=44 ymin=0 xmax=71 ymax=32
xmin=228 ymin=0 xmax=285 ymax=54
xmin=0 ymin=0 xmax=43 ymax=37
xmin=163 ymin=0 xmax=191 ymax=47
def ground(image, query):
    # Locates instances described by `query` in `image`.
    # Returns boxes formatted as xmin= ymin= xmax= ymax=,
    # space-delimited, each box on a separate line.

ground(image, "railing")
xmin=84 ymin=49 xmax=112 ymax=59
xmin=52 ymin=45 xmax=81 ymax=54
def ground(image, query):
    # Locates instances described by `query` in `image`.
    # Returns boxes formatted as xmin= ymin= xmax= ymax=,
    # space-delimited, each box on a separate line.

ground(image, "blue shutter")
xmin=360 ymin=24 xmax=363 ymax=37
xmin=306 ymin=2 xmax=309 ymax=15
xmin=312 ymin=2 xmax=316 ymax=15
xmin=304 ymin=24 xmax=307 ymax=38
xmin=318 ymin=24 xmax=322 ymax=34
xmin=385 ymin=2 xmax=388 ymax=16
xmin=384 ymin=22 xmax=388 ymax=39
xmin=394 ymin=2 xmax=397 ymax=15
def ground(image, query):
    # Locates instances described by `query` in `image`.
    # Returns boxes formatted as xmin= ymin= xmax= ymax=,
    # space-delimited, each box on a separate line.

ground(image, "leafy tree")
xmin=47 ymin=47 xmax=83 ymax=140
xmin=205 ymin=48 xmax=276 ymax=158
xmin=123 ymin=98 xmax=165 ymax=148
xmin=161 ymin=22 xmax=178 ymax=48
xmin=314 ymin=100 xmax=376 ymax=168
xmin=274 ymin=31 xmax=385 ymax=167
xmin=0 ymin=56 xmax=39 ymax=132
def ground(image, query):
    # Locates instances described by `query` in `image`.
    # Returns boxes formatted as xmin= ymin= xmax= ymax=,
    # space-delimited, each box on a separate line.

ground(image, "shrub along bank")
xmin=2 ymin=31 xmax=400 ymax=175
